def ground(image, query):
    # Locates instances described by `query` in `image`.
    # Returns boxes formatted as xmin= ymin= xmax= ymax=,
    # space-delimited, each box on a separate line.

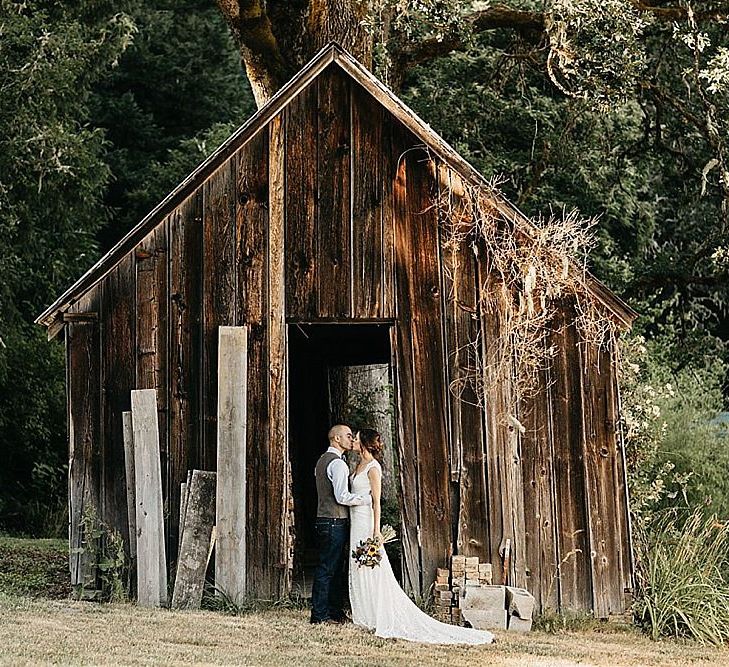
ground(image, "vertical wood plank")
xmin=317 ymin=66 xmax=351 ymax=318
xmin=101 ymin=255 xmax=135 ymax=557
xmin=268 ymin=114 xmax=290 ymax=596
xmin=393 ymin=137 xmax=451 ymax=595
xmin=172 ymin=470 xmax=217 ymax=610
xmin=478 ymin=265 xmax=527 ymax=588
xmin=169 ymin=192 xmax=203 ymax=563
xmin=131 ymin=388 xmax=167 ymax=607
xmin=135 ymin=221 xmax=169 ymax=557
xmin=351 ymin=83 xmax=383 ymax=318
xmin=520 ymin=362 xmax=559 ymax=612
xmin=441 ymin=229 xmax=490 ymax=560
xmin=122 ymin=411 xmax=136 ymax=562
xmin=203 ymin=161 xmax=237 ymax=471
xmin=284 ymin=84 xmax=318 ymax=319
xmin=390 ymin=323 xmax=421 ymax=595
xmin=67 ymin=291 xmax=101 ymax=592
xmin=549 ymin=306 xmax=592 ymax=612
xmin=235 ymin=133 xmax=271 ymax=596
xmin=581 ymin=341 xmax=625 ymax=617
xmin=215 ymin=326 xmax=248 ymax=604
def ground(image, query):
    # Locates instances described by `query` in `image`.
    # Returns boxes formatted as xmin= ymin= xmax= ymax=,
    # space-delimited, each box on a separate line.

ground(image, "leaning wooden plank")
xmin=215 ymin=325 xmax=248 ymax=605
xmin=122 ymin=411 xmax=137 ymax=561
xmin=131 ymin=389 xmax=167 ymax=607
xmin=171 ymin=470 xmax=216 ymax=610
xmin=178 ymin=481 xmax=187 ymax=560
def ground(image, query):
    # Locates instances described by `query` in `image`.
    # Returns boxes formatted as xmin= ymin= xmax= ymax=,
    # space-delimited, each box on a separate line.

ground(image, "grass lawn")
xmin=0 ymin=538 xmax=727 ymax=666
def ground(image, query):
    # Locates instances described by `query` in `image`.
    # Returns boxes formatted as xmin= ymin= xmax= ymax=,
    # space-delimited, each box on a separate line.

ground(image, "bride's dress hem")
xmin=348 ymin=460 xmax=494 ymax=646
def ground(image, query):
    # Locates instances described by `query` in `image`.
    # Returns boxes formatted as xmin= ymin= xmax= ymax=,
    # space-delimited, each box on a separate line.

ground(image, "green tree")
xmin=0 ymin=0 xmax=135 ymax=534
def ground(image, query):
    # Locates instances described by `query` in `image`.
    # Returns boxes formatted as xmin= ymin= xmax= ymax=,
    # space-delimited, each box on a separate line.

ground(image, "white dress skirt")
xmin=348 ymin=459 xmax=494 ymax=645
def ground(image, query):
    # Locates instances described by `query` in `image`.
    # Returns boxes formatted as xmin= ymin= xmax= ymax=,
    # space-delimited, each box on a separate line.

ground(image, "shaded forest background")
xmin=1 ymin=0 xmax=728 ymax=536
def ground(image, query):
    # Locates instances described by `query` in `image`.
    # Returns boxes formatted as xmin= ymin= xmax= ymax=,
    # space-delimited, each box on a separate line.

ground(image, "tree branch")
xmin=396 ymin=1 xmax=729 ymax=73
xmin=216 ymin=0 xmax=289 ymax=107
xmin=396 ymin=4 xmax=544 ymax=72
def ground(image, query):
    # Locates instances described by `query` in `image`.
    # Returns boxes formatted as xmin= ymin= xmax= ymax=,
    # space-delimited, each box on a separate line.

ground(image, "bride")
xmin=348 ymin=429 xmax=494 ymax=645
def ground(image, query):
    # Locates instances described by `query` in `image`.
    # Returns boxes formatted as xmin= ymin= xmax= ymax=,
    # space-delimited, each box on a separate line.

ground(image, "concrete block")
xmin=507 ymin=615 xmax=533 ymax=632
xmin=465 ymin=556 xmax=479 ymax=568
xmin=462 ymin=608 xmax=507 ymax=631
xmin=434 ymin=583 xmax=449 ymax=591
xmin=505 ymin=586 xmax=535 ymax=620
xmin=437 ymin=567 xmax=450 ymax=580
xmin=460 ymin=584 xmax=505 ymax=610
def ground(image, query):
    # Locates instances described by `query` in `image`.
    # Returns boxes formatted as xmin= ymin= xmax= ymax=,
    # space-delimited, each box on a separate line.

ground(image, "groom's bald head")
xmin=328 ymin=424 xmax=353 ymax=450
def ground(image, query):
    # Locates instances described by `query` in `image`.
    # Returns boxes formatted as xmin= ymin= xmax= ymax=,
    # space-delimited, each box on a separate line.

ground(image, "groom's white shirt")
xmin=325 ymin=446 xmax=372 ymax=506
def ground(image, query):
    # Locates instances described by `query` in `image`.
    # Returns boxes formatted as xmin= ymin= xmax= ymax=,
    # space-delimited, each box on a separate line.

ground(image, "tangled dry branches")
xmin=439 ymin=173 xmax=618 ymax=404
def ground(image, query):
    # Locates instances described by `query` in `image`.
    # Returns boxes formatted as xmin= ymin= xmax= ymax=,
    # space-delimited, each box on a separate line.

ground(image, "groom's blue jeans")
xmin=310 ymin=517 xmax=349 ymax=623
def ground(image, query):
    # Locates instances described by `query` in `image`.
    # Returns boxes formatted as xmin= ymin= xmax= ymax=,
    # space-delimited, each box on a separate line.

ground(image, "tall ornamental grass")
xmin=635 ymin=510 xmax=729 ymax=644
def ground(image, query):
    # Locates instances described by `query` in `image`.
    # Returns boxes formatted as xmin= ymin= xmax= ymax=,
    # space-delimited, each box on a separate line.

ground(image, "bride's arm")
xmin=368 ymin=466 xmax=382 ymax=542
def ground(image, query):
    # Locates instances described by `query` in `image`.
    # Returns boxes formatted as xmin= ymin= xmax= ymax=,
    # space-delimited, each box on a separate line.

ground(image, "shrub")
xmin=634 ymin=510 xmax=729 ymax=644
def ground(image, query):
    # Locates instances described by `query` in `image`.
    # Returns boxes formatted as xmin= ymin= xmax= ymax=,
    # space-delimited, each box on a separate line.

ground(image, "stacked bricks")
xmin=431 ymin=555 xmax=494 ymax=625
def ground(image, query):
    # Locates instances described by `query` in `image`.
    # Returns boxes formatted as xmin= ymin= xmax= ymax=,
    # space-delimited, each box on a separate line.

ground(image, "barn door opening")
xmin=287 ymin=322 xmax=400 ymax=596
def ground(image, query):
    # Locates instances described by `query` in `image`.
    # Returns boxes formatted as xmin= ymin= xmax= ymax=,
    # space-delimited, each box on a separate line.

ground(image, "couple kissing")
xmin=310 ymin=424 xmax=494 ymax=645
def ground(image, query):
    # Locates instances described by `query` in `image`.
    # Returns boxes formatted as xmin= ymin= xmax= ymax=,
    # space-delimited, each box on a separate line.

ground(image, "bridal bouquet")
xmin=351 ymin=525 xmax=397 ymax=568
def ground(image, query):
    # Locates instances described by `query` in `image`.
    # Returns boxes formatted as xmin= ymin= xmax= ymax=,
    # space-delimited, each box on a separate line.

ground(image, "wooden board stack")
xmin=431 ymin=555 xmax=494 ymax=625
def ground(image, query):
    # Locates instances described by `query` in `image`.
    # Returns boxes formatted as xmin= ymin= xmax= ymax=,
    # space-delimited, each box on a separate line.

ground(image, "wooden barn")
xmin=37 ymin=44 xmax=637 ymax=617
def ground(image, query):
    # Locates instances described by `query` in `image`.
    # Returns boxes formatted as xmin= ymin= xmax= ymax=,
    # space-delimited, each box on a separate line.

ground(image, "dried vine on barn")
xmin=438 ymin=169 xmax=618 ymax=408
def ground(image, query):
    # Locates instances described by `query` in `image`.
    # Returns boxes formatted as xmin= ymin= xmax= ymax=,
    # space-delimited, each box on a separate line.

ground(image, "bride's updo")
xmin=359 ymin=428 xmax=384 ymax=464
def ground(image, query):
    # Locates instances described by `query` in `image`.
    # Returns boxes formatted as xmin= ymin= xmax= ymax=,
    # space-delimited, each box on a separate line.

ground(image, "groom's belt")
xmin=315 ymin=516 xmax=350 ymax=523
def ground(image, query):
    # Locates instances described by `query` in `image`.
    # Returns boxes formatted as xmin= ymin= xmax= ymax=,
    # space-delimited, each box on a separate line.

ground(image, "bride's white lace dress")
xmin=348 ymin=460 xmax=494 ymax=644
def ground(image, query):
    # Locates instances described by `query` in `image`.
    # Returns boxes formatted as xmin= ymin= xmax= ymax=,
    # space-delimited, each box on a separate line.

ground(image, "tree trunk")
xmin=217 ymin=1 xmax=374 ymax=108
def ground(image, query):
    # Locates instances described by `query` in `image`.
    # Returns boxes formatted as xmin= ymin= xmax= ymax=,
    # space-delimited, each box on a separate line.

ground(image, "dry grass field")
xmin=0 ymin=593 xmax=727 ymax=667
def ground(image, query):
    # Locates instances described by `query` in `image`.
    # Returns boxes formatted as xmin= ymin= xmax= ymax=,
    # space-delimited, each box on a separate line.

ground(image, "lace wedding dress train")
xmin=348 ymin=460 xmax=494 ymax=645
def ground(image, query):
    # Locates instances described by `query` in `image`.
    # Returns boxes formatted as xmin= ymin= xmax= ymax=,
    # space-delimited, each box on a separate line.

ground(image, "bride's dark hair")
xmin=359 ymin=428 xmax=384 ymax=464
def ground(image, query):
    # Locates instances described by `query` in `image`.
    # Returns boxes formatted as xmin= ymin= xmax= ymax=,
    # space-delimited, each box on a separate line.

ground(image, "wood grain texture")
xmin=317 ymin=65 xmax=351 ymax=318
xmin=440 ymin=214 xmax=489 ymax=560
xmin=172 ymin=470 xmax=217 ymax=610
xmin=131 ymin=389 xmax=167 ymax=607
xmin=520 ymin=361 xmax=559 ymax=612
xmin=169 ymin=192 xmax=203 ymax=562
xmin=393 ymin=135 xmax=452 ymax=595
xmin=235 ymin=133 xmax=271 ymax=595
xmin=215 ymin=326 xmax=248 ymax=605
xmin=122 ymin=411 xmax=136 ymax=562
xmin=202 ymin=160 xmax=237 ymax=471
xmin=100 ymin=255 xmax=135 ymax=555
xmin=549 ymin=306 xmax=593 ymax=612
xmin=478 ymin=265 xmax=526 ymax=588
xmin=67 ymin=291 xmax=102 ymax=592
xmin=268 ymin=114 xmax=290 ymax=596
xmin=351 ymin=83 xmax=384 ymax=318
xmin=135 ymin=221 xmax=169 ymax=556
xmin=284 ymin=83 xmax=318 ymax=319
xmin=581 ymin=341 xmax=626 ymax=617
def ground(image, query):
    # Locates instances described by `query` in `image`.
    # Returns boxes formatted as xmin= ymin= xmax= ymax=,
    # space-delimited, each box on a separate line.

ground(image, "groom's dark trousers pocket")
xmin=311 ymin=517 xmax=349 ymax=623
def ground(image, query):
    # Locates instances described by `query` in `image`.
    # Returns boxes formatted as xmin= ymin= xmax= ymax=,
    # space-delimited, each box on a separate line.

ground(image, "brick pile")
xmin=431 ymin=555 xmax=493 ymax=625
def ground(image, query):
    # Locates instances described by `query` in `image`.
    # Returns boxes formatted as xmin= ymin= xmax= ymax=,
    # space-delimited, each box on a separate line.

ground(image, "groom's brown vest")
xmin=315 ymin=451 xmax=349 ymax=519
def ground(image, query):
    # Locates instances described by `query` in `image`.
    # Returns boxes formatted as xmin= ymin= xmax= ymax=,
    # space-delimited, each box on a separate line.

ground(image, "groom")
xmin=310 ymin=424 xmax=372 ymax=624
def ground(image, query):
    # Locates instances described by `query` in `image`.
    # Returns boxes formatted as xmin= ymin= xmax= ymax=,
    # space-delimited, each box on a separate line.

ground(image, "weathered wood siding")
xmin=64 ymin=64 xmax=632 ymax=613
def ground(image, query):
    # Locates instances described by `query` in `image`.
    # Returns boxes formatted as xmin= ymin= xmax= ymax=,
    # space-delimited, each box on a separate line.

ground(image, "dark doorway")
xmin=288 ymin=322 xmax=394 ymax=595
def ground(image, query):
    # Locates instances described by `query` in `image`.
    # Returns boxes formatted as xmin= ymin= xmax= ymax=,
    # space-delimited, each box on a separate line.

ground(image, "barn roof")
xmin=37 ymin=42 xmax=637 ymax=335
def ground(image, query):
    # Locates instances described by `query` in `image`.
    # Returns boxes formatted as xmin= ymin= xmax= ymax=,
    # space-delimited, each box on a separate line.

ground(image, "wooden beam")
xmin=171 ymin=470 xmax=217 ymax=610
xmin=215 ymin=326 xmax=248 ymax=605
xmin=131 ymin=389 xmax=167 ymax=607
xmin=122 ymin=411 xmax=137 ymax=563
